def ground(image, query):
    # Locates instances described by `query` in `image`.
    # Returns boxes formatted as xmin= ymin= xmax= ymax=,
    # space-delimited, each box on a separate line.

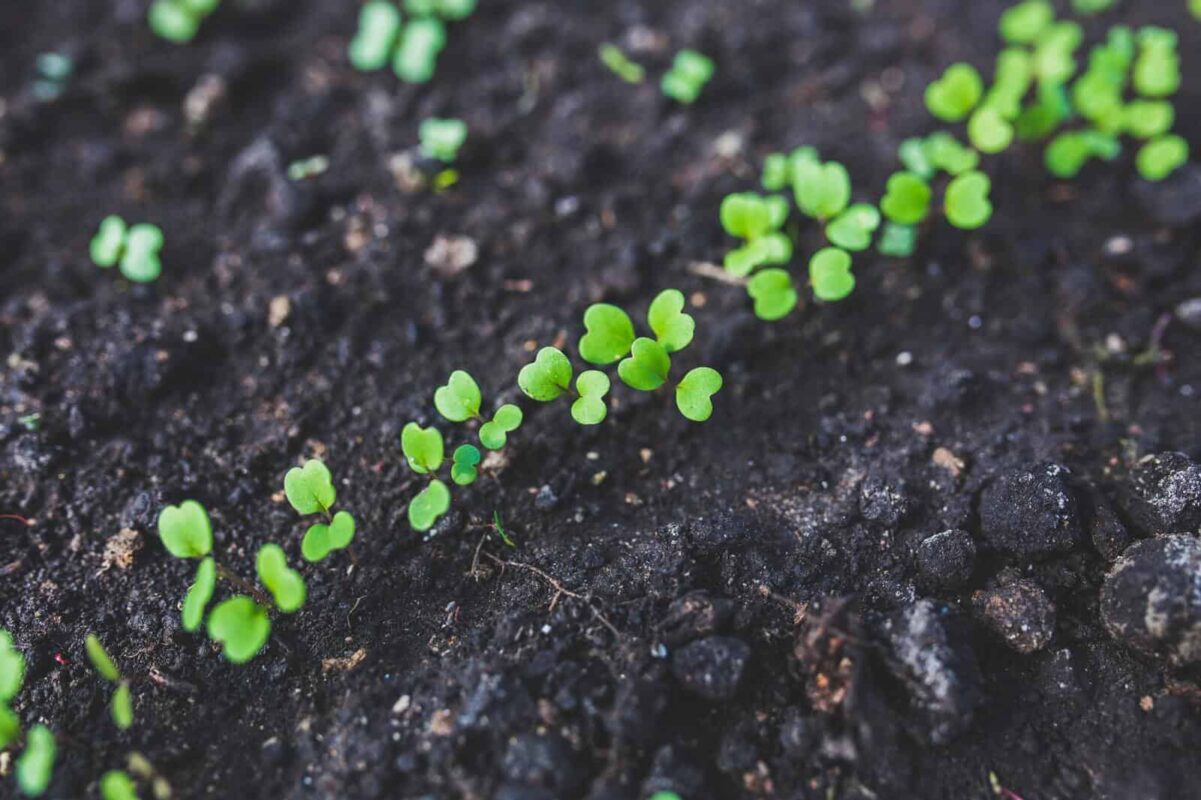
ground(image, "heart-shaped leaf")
xmin=16 ymin=723 xmax=55 ymax=797
xmin=409 ymin=479 xmax=451 ymax=531
xmin=301 ymin=512 xmax=355 ymax=562
xmin=944 ymin=171 xmax=993 ymax=229
xmin=898 ymin=138 xmax=934 ymax=179
xmin=880 ymin=172 xmax=932 ymax=225
xmin=825 ymin=203 xmax=881 ymax=251
xmin=878 ymin=223 xmax=918 ymax=258
xmin=925 ymin=63 xmax=983 ymax=122
xmin=1123 ymin=100 xmax=1174 ymax=139
xmin=724 ymin=234 xmax=792 ymax=277
xmin=922 ymin=132 xmax=979 ymax=175
xmin=518 ymin=347 xmax=573 ymax=401
xmin=451 ymin=444 xmax=482 ymax=486
xmin=100 ymin=771 xmax=139 ymax=800
xmin=402 ymin=422 xmax=444 ymax=474
xmin=1137 ymin=134 xmax=1189 ymax=182
xmin=393 ymin=17 xmax=447 ymax=84
xmin=746 ymin=268 xmax=797 ymax=321
xmin=119 ymin=223 xmax=164 ymax=283
xmin=647 ymin=289 xmax=695 ymax=353
xmin=571 ymin=370 xmax=610 ymax=425
xmin=256 ymin=544 xmax=306 ymax=613
xmin=111 ymin=682 xmax=133 ymax=730
xmin=809 ymin=247 xmax=855 ymax=302
xmin=578 ymin=304 xmax=635 ymax=365
xmin=0 ymin=706 xmax=17 ymax=750
xmin=479 ymin=404 xmax=523 ymax=449
xmin=284 ymin=459 xmax=336 ymax=514
xmin=158 ymin=500 xmax=213 ymax=559
xmin=967 ymin=108 xmax=1014 ymax=154
xmin=348 ymin=1 xmax=402 ymax=71
xmin=999 ymin=0 xmax=1053 ymax=44
xmin=618 ymin=338 xmax=671 ymax=392
xmin=434 ymin=370 xmax=482 ymax=422
xmin=676 ymin=367 xmax=723 ymax=422
xmin=148 ymin=0 xmax=201 ymax=44
xmin=182 ymin=556 xmax=216 ymax=631
xmin=85 ymin=634 xmax=120 ymax=683
xmin=90 ymin=216 xmax=127 ymax=268
xmin=793 ymin=158 xmax=851 ymax=220
xmin=419 ymin=117 xmax=468 ymax=163
xmin=0 ymin=631 xmax=26 ymax=702
xmin=207 ymin=596 xmax=271 ymax=664
xmin=327 ymin=511 xmax=355 ymax=550
xmin=719 ymin=193 xmax=787 ymax=239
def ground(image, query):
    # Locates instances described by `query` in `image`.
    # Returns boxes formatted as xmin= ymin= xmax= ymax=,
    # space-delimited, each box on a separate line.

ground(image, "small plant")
xmin=101 ymin=754 xmax=171 ymax=800
xmin=944 ymin=171 xmax=994 ymax=229
xmin=793 ymin=156 xmax=852 ymax=221
xmin=349 ymin=0 xmax=475 ymax=83
xmin=925 ymin=63 xmax=984 ymax=123
xmin=808 ymin=247 xmax=855 ymax=302
xmin=419 ymin=117 xmax=467 ymax=163
xmin=1 ymin=630 xmax=56 ymax=797
xmin=31 ymin=52 xmax=73 ymax=102
xmin=148 ymin=0 xmax=219 ymax=44
xmin=599 ymin=44 xmax=645 ymax=84
xmin=90 ymin=216 xmax=164 ymax=284
xmin=1137 ymin=134 xmax=1189 ymax=181
xmin=84 ymin=635 xmax=133 ymax=731
xmin=661 ymin=49 xmax=714 ymax=104
xmin=719 ymin=193 xmax=792 ymax=276
xmin=284 ymin=459 xmax=356 ymax=563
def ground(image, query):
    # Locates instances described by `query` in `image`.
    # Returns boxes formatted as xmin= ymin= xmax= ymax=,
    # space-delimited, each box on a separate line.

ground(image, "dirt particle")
xmin=424 ymin=234 xmax=479 ymax=279
xmin=321 ymin=648 xmax=367 ymax=673
xmin=979 ymin=463 xmax=1081 ymax=557
xmin=268 ymin=295 xmax=291 ymax=328
xmin=916 ymin=529 xmax=976 ymax=591
xmin=972 ymin=575 xmax=1056 ymax=654
xmin=1101 ymin=535 xmax=1201 ymax=666
xmin=931 ymin=447 xmax=964 ymax=478
xmin=101 ymin=528 xmax=143 ymax=572
xmin=671 ymin=636 xmax=751 ymax=701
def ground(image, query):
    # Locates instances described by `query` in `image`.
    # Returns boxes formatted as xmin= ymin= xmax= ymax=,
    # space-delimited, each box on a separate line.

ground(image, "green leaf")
xmin=675 ymin=367 xmax=723 ymax=422
xmin=408 ymin=479 xmax=451 ymax=531
xmin=157 ymin=500 xmax=213 ymax=559
xmin=1034 ymin=22 xmax=1083 ymax=85
xmin=451 ymin=444 xmax=482 ymax=486
xmin=599 ymin=43 xmax=645 ymax=84
xmin=967 ymin=107 xmax=1015 ymax=154
xmin=434 ymin=370 xmax=482 ymax=422
xmin=923 ymin=132 xmax=979 ymax=175
xmin=0 ymin=703 xmax=19 ymax=749
xmin=16 ymin=723 xmax=56 ymax=797
xmin=1137 ymin=134 xmax=1189 ymax=182
xmin=617 ymin=338 xmax=671 ymax=392
xmin=1044 ymin=130 xmax=1119 ymax=178
xmin=898 ymin=138 xmax=934 ymax=180
xmin=182 ymin=557 xmax=216 ymax=632
xmin=719 ymin=193 xmax=784 ymax=240
xmin=1016 ymin=83 xmax=1071 ymax=140
xmin=111 ymin=682 xmax=133 ymax=731
xmin=661 ymin=49 xmax=714 ymax=104
xmin=518 ymin=347 xmax=572 ymax=401
xmin=284 ymin=459 xmax=336 ymax=515
xmin=825 ymin=204 xmax=880 ymax=252
xmin=1133 ymin=39 xmax=1180 ymax=98
xmin=479 ymin=404 xmax=522 ymax=449
xmin=745 ymin=268 xmax=797 ymax=321
xmin=944 ymin=171 xmax=993 ymax=230
xmin=148 ymin=0 xmax=200 ymax=44
xmin=100 ymin=770 xmax=140 ymax=800
xmin=85 ymin=634 xmax=121 ymax=683
xmin=1123 ymin=100 xmax=1175 ymax=139
xmin=207 ymin=597 xmax=271 ymax=663
xmin=348 ymin=1 xmax=402 ymax=71
xmin=435 ymin=0 xmax=477 ymax=20
xmin=761 ymin=153 xmax=791 ymax=191
xmin=302 ymin=511 xmax=356 ymax=562
xmin=402 ymin=422 xmax=445 ymax=474
xmin=999 ymin=0 xmax=1053 ymax=45
xmin=878 ymin=223 xmax=918 ymax=258
xmin=809 ymin=248 xmax=855 ymax=302
xmin=571 ymin=370 xmax=610 ymax=425
xmin=119 ymin=224 xmax=164 ymax=284
xmin=256 ymin=544 xmax=307 ymax=614
xmin=327 ymin=511 xmax=355 ymax=549
xmin=90 ymin=216 xmax=127 ymax=268
xmin=880 ymin=173 xmax=931 ymax=226
xmin=578 ymin=304 xmax=636 ymax=365
xmin=0 ymin=631 xmax=26 ymax=702
xmin=647 ymin=289 xmax=695 ymax=353
xmin=419 ymin=117 xmax=468 ymax=163
xmin=924 ymin=63 xmax=983 ymax=122
xmin=793 ymin=159 xmax=851 ymax=220
xmin=393 ymin=17 xmax=447 ymax=83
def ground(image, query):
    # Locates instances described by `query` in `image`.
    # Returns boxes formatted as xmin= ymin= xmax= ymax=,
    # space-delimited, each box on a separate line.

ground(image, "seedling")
xmin=479 ymin=405 xmax=523 ymax=449
xmin=880 ymin=172 xmax=932 ymax=225
xmin=100 ymin=772 xmax=139 ymax=800
xmin=618 ymin=338 xmax=671 ymax=391
xmin=925 ymin=63 xmax=983 ymax=122
xmin=419 ymin=118 xmax=467 ymax=163
xmin=676 ymin=367 xmax=723 ymax=422
xmin=826 ymin=204 xmax=881 ymax=252
xmin=451 ymin=444 xmax=481 ymax=485
xmin=148 ymin=0 xmax=219 ymax=44
xmin=408 ymin=479 xmax=450 ymax=531
xmin=793 ymin=157 xmax=851 ymax=221
xmin=944 ymin=171 xmax=993 ymax=229
xmin=85 ymin=635 xmax=133 ymax=731
xmin=256 ymin=545 xmax=307 ymax=612
xmin=746 ymin=269 xmax=797 ymax=321
xmin=967 ymin=107 xmax=1015 ymax=154
xmin=808 ymin=248 xmax=855 ymax=302
xmin=661 ymin=49 xmax=714 ymax=104
xmin=719 ymin=193 xmax=792 ymax=276
xmin=572 ymin=371 xmax=611 ymax=425
xmin=287 ymin=155 xmax=330 ymax=181
xmin=878 ymin=223 xmax=918 ymax=258
xmin=1045 ymin=129 xmax=1119 ymax=178
xmin=90 ymin=216 xmax=164 ymax=284
xmin=761 ymin=146 xmax=818 ymax=191
xmin=17 ymin=725 xmax=55 ymax=798
xmin=1137 ymin=134 xmax=1189 ymax=182
xmin=207 ymin=597 xmax=271 ymax=664
xmin=599 ymin=44 xmax=645 ymax=84
xmin=284 ymin=459 xmax=356 ymax=562
xmin=1072 ymin=0 xmax=1116 ymax=14
xmin=999 ymin=0 xmax=1053 ymax=45
xmin=347 ymin=1 xmax=450 ymax=83
xmin=404 ymin=0 xmax=476 ymax=18
xmin=1133 ymin=27 xmax=1180 ymax=99
xmin=1 ymin=630 xmax=56 ymax=797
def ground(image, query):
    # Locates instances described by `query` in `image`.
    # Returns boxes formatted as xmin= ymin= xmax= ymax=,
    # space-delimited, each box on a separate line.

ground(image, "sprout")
xmin=100 ymin=772 xmax=139 ymax=800
xmin=1071 ymin=0 xmax=1116 ymax=14
xmin=878 ymin=223 xmax=918 ymax=258
xmin=255 ymin=544 xmax=307 ymax=613
xmin=182 ymin=557 xmax=216 ymax=632
xmin=647 ymin=289 xmax=696 ymax=353
xmin=451 ymin=444 xmax=481 ymax=485
xmin=408 ymin=479 xmax=451 ymax=531
xmin=599 ymin=44 xmax=645 ymax=84
xmin=661 ymin=49 xmax=714 ymax=104
xmin=89 ymin=216 xmax=164 ymax=284
xmin=206 ymin=597 xmax=271 ymax=664
xmin=518 ymin=347 xmax=573 ymax=401
xmin=157 ymin=500 xmax=213 ymax=559
xmin=944 ymin=171 xmax=993 ymax=230
xmin=287 ymin=155 xmax=331 ymax=181
xmin=746 ymin=268 xmax=797 ymax=321
xmin=983 ymin=49 xmax=1033 ymax=119
xmin=148 ymin=0 xmax=219 ymax=44
xmin=401 ymin=423 xmax=445 ymax=473
xmin=434 ymin=370 xmax=483 ymax=421
xmin=617 ymin=338 xmax=671 ymax=392
xmin=1016 ymin=83 xmax=1071 ymax=140
xmin=348 ymin=1 xmax=402 ymax=70
xmin=809 ymin=248 xmax=855 ymax=302
xmin=1044 ymin=130 xmax=1120 ymax=178
xmin=793 ymin=158 xmax=851 ymax=221
xmin=999 ymin=0 xmax=1053 ymax=45
xmin=571 ymin=371 xmax=611 ymax=425
xmin=719 ymin=193 xmax=791 ymax=276
xmin=16 ymin=724 xmax=55 ymax=797
xmin=285 ymin=458 xmax=356 ymax=563
xmin=479 ymin=405 xmax=523 ymax=449
xmin=405 ymin=0 xmax=477 ymax=20
xmin=1133 ymin=28 xmax=1180 ymax=99
xmin=579 ymin=304 xmax=636 ymax=365
xmin=761 ymin=146 xmax=819 ymax=191
xmin=1123 ymin=100 xmax=1174 ymax=139
xmin=967 ymin=107 xmax=1015 ymax=153
xmin=85 ymin=635 xmax=120 ymax=682
xmin=825 ymin=204 xmax=881 ymax=252
xmin=880 ymin=172 xmax=932 ymax=226
xmin=0 ymin=630 xmax=25 ymax=704
xmin=1033 ymin=22 xmax=1083 ymax=86
xmin=924 ymin=63 xmax=983 ymax=122
xmin=1137 ymin=134 xmax=1189 ymax=182
xmin=419 ymin=118 xmax=467 ymax=163
xmin=85 ymin=635 xmax=133 ymax=731
xmin=347 ymin=4 xmax=449 ymax=83
xmin=676 ymin=367 xmax=723 ymax=423
xmin=921 ymin=133 xmax=980 ymax=175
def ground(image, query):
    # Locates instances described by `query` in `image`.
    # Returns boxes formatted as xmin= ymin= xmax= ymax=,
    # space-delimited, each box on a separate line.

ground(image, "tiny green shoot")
xmin=880 ymin=172 xmax=932 ymax=226
xmin=402 ymin=423 xmax=445 ymax=473
xmin=599 ymin=44 xmax=645 ymax=83
xmin=661 ymin=49 xmax=715 ymax=104
xmin=285 ymin=459 xmax=357 ymax=562
xmin=826 ymin=204 xmax=881 ymax=252
xmin=1137 ymin=134 xmax=1189 ymax=182
xmin=148 ymin=0 xmax=219 ymax=44
xmin=809 ymin=247 xmax=855 ymax=303
xmin=793 ymin=158 xmax=852 ymax=221
xmin=579 ymin=304 xmax=636 ymax=365
xmin=479 ymin=404 xmax=523 ymax=449
xmin=85 ymin=635 xmax=133 ymax=731
xmin=255 ymin=544 xmax=307 ymax=613
xmin=925 ymin=63 xmax=983 ymax=122
xmin=206 ymin=597 xmax=271 ymax=664
xmin=16 ymin=724 xmax=56 ymax=797
xmin=157 ymin=500 xmax=213 ymax=559
xmin=419 ymin=118 xmax=467 ymax=163
xmin=90 ymin=216 xmax=164 ymax=284
xmin=408 ymin=479 xmax=451 ymax=531
xmin=100 ymin=771 xmax=139 ymax=800
xmin=944 ymin=171 xmax=993 ymax=229
xmin=518 ymin=347 xmax=573 ymax=401
xmin=451 ymin=444 xmax=481 ymax=485
xmin=571 ymin=371 xmax=610 ymax=425
xmin=617 ymin=338 xmax=671 ymax=392
xmin=746 ymin=268 xmax=797 ymax=321
xmin=676 ymin=367 xmax=723 ymax=422
xmin=999 ymin=0 xmax=1053 ymax=45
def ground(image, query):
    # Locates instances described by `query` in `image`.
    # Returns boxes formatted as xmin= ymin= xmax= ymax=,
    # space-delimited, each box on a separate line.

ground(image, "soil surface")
xmin=4 ymin=1 xmax=1201 ymax=798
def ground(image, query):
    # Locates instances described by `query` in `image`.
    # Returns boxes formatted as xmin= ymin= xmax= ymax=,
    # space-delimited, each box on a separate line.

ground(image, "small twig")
xmin=214 ymin=562 xmax=272 ymax=607
xmin=688 ymin=260 xmax=747 ymax=286
xmin=468 ymin=530 xmax=489 ymax=580
xmin=758 ymin=583 xmax=808 ymax=625
xmin=483 ymin=552 xmax=620 ymax=640
xmin=0 ymin=514 xmax=35 ymax=526
xmin=147 ymin=666 xmax=199 ymax=696
xmin=347 ymin=595 xmax=365 ymax=635
xmin=1092 ymin=369 xmax=1110 ymax=423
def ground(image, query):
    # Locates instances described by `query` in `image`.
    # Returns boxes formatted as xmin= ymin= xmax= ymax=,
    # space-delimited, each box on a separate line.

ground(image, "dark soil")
xmin=4 ymin=0 xmax=1201 ymax=798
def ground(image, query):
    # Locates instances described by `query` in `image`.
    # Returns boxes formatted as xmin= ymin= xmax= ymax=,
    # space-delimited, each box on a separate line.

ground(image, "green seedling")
xmin=571 ymin=371 xmax=610 ymax=425
xmin=599 ymin=44 xmax=645 ymax=83
xmin=287 ymin=155 xmax=330 ymax=181
xmin=999 ymin=0 xmax=1053 ymax=45
xmin=401 ymin=424 xmax=459 ymax=529
xmin=719 ymin=193 xmax=792 ymax=276
xmin=925 ymin=63 xmax=983 ymax=122
xmin=285 ymin=459 xmax=357 ymax=562
xmin=1192 ymin=0 xmax=1201 ymax=21
xmin=491 ymin=511 xmax=516 ymax=547
xmin=1137 ymin=134 xmax=1189 ymax=182
xmin=158 ymin=500 xmax=213 ymax=559
xmin=880 ymin=172 xmax=932 ymax=226
xmin=89 ymin=216 xmax=164 ymax=284
xmin=408 ymin=479 xmax=450 ymax=531
xmin=255 ymin=545 xmax=307 ymax=613
xmin=85 ymin=635 xmax=133 ymax=731
xmin=1123 ymin=100 xmax=1174 ymax=139
xmin=402 ymin=423 xmax=445 ymax=473
xmin=1072 ymin=0 xmax=1116 ymax=14
xmin=761 ymin=146 xmax=819 ymax=191
xmin=661 ymin=49 xmax=714 ymax=104
xmin=826 ymin=204 xmax=881 ymax=252
xmin=100 ymin=772 xmax=139 ymax=800
xmin=809 ymin=248 xmax=855 ymax=302
xmin=451 ymin=444 xmax=481 ymax=485
xmin=148 ymin=0 xmax=219 ymax=44
xmin=618 ymin=338 xmax=671 ymax=391
xmin=647 ymin=289 xmax=696 ymax=353
xmin=435 ymin=371 xmax=483 ymax=421
xmin=17 ymin=725 xmax=55 ymax=798
xmin=347 ymin=2 xmax=449 ymax=82
xmin=1033 ymin=22 xmax=1083 ymax=87
xmin=1 ymin=631 xmax=25 ymax=749
xmin=479 ymin=404 xmax=523 ymax=449
xmin=922 ymin=132 xmax=980 ymax=175
xmin=395 ymin=18 xmax=447 ymax=82
xmin=349 ymin=1 xmax=402 ymax=70
xmin=968 ymin=107 xmax=1015 ymax=153
xmin=793 ymin=158 xmax=851 ymax=221
xmin=983 ymin=49 xmax=1033 ymax=120
xmin=579 ymin=305 xmax=637 ymax=365
xmin=878 ymin=223 xmax=918 ymax=258
xmin=207 ymin=597 xmax=270 ymax=664
xmin=183 ymin=557 xmax=216 ymax=632
xmin=944 ymin=171 xmax=993 ymax=229
xmin=746 ymin=269 xmax=797 ymax=321
xmin=518 ymin=347 xmax=573 ymax=401
xmin=1045 ymin=129 xmax=1120 ymax=178
xmin=676 ymin=367 xmax=723 ymax=423
xmin=1016 ymin=82 xmax=1071 ymax=140
xmin=404 ymin=0 xmax=477 ymax=19
xmin=419 ymin=117 xmax=467 ymax=163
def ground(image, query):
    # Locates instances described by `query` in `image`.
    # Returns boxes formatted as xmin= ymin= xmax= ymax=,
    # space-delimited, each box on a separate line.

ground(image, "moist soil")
xmin=4 ymin=0 xmax=1201 ymax=798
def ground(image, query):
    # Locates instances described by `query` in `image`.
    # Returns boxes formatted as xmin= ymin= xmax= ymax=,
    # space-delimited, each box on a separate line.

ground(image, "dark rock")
xmin=979 ymin=464 xmax=1081 ymax=557
xmin=657 ymin=590 xmax=735 ymax=646
xmin=533 ymin=484 xmax=558 ymax=510
xmin=1123 ymin=452 xmax=1201 ymax=535
xmin=1177 ymin=297 xmax=1201 ymax=331
xmin=1134 ymin=164 xmax=1201 ymax=227
xmin=883 ymin=600 xmax=983 ymax=744
xmin=777 ymin=708 xmax=820 ymax=757
xmin=1088 ymin=498 xmax=1134 ymax=561
xmin=916 ymin=529 xmax=977 ymax=591
xmin=1038 ymin=648 xmax=1081 ymax=698
xmin=501 ymin=733 xmax=584 ymax=795
xmin=1100 ymin=535 xmax=1201 ymax=666
xmin=859 ymin=475 xmax=912 ymax=526
xmin=972 ymin=576 xmax=1056 ymax=654
xmin=670 ymin=636 xmax=751 ymax=701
